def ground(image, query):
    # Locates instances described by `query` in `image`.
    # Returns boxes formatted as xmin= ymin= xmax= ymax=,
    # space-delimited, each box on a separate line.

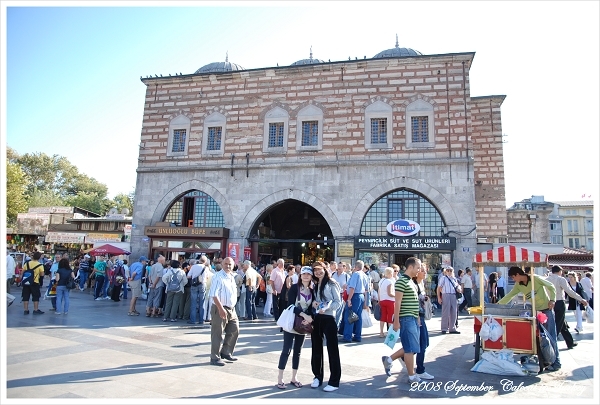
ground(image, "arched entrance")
xmin=248 ymin=199 xmax=334 ymax=266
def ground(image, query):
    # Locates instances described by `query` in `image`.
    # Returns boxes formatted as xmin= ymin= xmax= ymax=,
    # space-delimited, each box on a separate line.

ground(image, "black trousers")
xmin=554 ymin=300 xmax=574 ymax=348
xmin=311 ymin=314 xmax=341 ymax=387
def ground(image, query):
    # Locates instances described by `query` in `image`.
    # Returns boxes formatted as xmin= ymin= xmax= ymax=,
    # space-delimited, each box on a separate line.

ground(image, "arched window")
xmin=263 ymin=106 xmax=290 ymax=152
xmin=164 ymin=190 xmax=224 ymax=227
xmin=365 ymin=101 xmax=393 ymax=149
xmin=167 ymin=115 xmax=191 ymax=157
xmin=360 ymin=189 xmax=445 ymax=237
xmin=405 ymin=99 xmax=435 ymax=149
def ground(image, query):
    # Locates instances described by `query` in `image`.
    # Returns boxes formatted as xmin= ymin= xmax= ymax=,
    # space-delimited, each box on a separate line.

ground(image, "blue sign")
xmin=386 ymin=219 xmax=420 ymax=237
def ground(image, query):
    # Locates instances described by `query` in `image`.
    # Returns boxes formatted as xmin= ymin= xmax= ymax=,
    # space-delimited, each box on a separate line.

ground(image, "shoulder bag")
xmin=293 ymin=284 xmax=314 ymax=334
xmin=446 ymin=275 xmax=462 ymax=299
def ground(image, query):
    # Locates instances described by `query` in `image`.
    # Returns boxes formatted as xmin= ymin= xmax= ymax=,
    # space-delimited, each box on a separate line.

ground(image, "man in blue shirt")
xmin=128 ymin=256 xmax=147 ymax=316
xmin=342 ymin=260 xmax=369 ymax=343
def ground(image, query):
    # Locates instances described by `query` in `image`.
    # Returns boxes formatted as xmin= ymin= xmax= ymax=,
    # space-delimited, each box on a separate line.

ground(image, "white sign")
xmin=85 ymin=233 xmax=123 ymax=243
xmin=45 ymin=232 xmax=87 ymax=243
xmin=28 ymin=206 xmax=73 ymax=214
xmin=386 ymin=219 xmax=421 ymax=237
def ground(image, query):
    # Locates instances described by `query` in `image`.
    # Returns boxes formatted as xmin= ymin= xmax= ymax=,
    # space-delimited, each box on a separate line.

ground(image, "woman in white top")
xmin=377 ymin=267 xmax=396 ymax=338
xmin=263 ymin=264 xmax=274 ymax=318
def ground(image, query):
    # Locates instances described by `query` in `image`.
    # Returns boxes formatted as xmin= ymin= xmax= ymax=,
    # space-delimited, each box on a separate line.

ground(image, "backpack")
xmin=44 ymin=261 xmax=52 ymax=276
xmin=166 ymin=269 xmax=181 ymax=292
xmin=22 ymin=263 xmax=43 ymax=286
xmin=191 ymin=266 xmax=206 ymax=287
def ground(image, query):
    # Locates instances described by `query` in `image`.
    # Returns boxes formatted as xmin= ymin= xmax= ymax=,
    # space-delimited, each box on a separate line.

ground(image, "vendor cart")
xmin=471 ymin=245 xmax=548 ymax=364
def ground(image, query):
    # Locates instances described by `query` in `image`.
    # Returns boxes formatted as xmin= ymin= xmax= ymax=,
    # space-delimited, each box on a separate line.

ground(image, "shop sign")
xmin=386 ymin=219 xmax=420 ymax=237
xmin=124 ymin=225 xmax=132 ymax=242
xmin=28 ymin=206 xmax=73 ymax=214
xmin=355 ymin=236 xmax=456 ymax=251
xmin=228 ymin=243 xmax=240 ymax=264
xmin=45 ymin=232 xmax=87 ymax=243
xmin=144 ymin=226 xmax=229 ymax=238
xmin=337 ymin=242 xmax=355 ymax=257
xmin=85 ymin=233 xmax=122 ymax=243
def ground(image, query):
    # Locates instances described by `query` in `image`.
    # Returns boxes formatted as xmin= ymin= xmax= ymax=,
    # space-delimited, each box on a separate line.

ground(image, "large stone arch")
xmin=237 ymin=188 xmax=343 ymax=239
xmin=149 ymin=180 xmax=234 ymax=228
xmin=347 ymin=177 xmax=461 ymax=235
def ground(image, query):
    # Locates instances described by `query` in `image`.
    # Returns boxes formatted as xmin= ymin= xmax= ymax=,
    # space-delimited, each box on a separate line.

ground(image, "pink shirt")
xmin=270 ymin=267 xmax=285 ymax=293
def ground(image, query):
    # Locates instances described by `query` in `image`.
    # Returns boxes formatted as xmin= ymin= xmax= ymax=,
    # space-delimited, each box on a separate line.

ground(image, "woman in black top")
xmin=276 ymin=266 xmax=314 ymax=389
xmin=54 ymin=258 xmax=75 ymax=315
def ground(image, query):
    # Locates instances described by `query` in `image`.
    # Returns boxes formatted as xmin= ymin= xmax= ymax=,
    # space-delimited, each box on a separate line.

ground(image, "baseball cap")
xmin=300 ymin=266 xmax=313 ymax=275
xmin=84 ymin=254 xmax=91 ymax=259
xmin=139 ymin=256 xmax=148 ymax=262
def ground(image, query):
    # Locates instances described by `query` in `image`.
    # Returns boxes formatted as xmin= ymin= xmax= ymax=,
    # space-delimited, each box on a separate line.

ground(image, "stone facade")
xmin=132 ymin=51 xmax=508 ymax=270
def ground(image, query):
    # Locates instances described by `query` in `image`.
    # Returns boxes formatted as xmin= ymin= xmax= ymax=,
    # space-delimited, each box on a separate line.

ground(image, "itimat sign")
xmin=386 ymin=219 xmax=420 ymax=237
xmin=355 ymin=236 xmax=456 ymax=251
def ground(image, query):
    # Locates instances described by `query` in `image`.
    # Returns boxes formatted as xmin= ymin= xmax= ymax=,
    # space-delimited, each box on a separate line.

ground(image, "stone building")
xmin=131 ymin=39 xmax=508 ymax=272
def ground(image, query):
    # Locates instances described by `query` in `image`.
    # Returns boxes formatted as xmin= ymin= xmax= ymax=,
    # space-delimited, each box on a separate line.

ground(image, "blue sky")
xmin=3 ymin=1 xmax=599 ymax=207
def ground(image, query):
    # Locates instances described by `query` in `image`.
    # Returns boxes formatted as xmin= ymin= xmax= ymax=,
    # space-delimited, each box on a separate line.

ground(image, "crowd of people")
xmin=8 ymin=248 xmax=594 ymax=387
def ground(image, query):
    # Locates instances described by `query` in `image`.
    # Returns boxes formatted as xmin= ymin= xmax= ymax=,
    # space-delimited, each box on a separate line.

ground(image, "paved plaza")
xmin=3 ymin=286 xmax=597 ymax=403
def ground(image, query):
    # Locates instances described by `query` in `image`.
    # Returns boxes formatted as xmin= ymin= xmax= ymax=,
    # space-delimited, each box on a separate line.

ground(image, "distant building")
xmin=554 ymin=200 xmax=594 ymax=251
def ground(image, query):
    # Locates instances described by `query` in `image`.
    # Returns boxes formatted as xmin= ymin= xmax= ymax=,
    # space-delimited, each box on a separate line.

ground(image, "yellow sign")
xmin=144 ymin=226 xmax=229 ymax=238
xmin=337 ymin=242 xmax=355 ymax=257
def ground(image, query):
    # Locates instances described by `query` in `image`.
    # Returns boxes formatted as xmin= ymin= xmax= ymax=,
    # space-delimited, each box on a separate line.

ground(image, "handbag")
xmin=276 ymin=305 xmax=296 ymax=332
xmin=66 ymin=276 xmax=76 ymax=290
xmin=373 ymin=301 xmax=381 ymax=321
xmin=266 ymin=284 xmax=274 ymax=295
xmin=446 ymin=275 xmax=462 ymax=299
xmin=585 ymin=305 xmax=594 ymax=323
xmin=293 ymin=315 xmax=314 ymax=334
xmin=423 ymin=298 xmax=433 ymax=320
xmin=537 ymin=321 xmax=556 ymax=366
xmin=347 ymin=309 xmax=359 ymax=324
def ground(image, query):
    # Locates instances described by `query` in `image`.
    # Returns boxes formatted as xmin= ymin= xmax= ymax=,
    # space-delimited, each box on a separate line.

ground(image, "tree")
xmin=5 ymin=161 xmax=29 ymax=226
xmin=110 ymin=192 xmax=134 ymax=215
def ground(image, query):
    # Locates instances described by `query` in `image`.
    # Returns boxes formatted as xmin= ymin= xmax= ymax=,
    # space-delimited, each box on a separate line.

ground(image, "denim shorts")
xmin=399 ymin=316 xmax=421 ymax=354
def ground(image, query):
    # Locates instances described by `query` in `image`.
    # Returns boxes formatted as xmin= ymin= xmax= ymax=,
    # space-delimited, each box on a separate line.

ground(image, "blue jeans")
xmin=79 ymin=271 xmax=88 ymax=290
xmin=122 ymin=279 xmax=128 ymax=299
xmin=55 ymin=286 xmax=69 ymax=313
xmin=416 ymin=315 xmax=430 ymax=374
xmin=246 ymin=288 xmax=257 ymax=319
xmin=343 ymin=293 xmax=365 ymax=341
xmin=540 ymin=308 xmax=560 ymax=368
xmin=94 ymin=275 xmax=105 ymax=299
xmin=102 ymin=276 xmax=110 ymax=298
xmin=189 ymin=284 xmax=206 ymax=324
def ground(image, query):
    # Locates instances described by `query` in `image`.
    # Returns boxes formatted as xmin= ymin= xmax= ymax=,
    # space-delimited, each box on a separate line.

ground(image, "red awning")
xmin=472 ymin=245 xmax=548 ymax=267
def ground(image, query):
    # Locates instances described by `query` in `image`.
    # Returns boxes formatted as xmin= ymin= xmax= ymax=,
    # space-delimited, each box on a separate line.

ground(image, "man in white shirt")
xmin=146 ymin=255 xmax=165 ymax=317
xmin=459 ymin=268 xmax=473 ymax=312
xmin=473 ymin=267 xmax=488 ymax=306
xmin=187 ymin=258 xmax=208 ymax=324
xmin=580 ymin=272 xmax=593 ymax=309
xmin=496 ymin=271 xmax=507 ymax=300
xmin=7 ymin=250 xmax=16 ymax=294
xmin=242 ymin=260 xmax=259 ymax=321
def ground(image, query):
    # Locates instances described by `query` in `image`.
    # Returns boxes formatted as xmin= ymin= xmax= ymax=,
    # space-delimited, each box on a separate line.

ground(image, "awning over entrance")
xmin=472 ymin=245 xmax=548 ymax=267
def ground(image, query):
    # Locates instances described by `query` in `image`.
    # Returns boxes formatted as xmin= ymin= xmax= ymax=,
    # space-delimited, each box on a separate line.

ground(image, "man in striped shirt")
xmin=381 ymin=257 xmax=423 ymax=383
xmin=208 ymin=257 xmax=239 ymax=366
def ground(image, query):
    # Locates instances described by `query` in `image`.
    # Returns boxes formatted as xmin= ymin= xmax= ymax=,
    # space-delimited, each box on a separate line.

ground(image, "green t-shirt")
xmin=395 ymin=274 xmax=419 ymax=318
xmin=497 ymin=274 xmax=556 ymax=310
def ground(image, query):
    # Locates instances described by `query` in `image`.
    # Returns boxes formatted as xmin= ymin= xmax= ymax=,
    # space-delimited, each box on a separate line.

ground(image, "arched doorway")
xmin=248 ymin=199 xmax=334 ymax=266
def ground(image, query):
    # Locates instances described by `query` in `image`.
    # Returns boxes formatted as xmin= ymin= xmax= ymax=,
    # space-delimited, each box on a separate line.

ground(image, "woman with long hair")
xmin=488 ymin=272 xmax=498 ymax=303
xmin=263 ymin=264 xmax=274 ymax=318
xmin=54 ymin=258 xmax=75 ymax=315
xmin=566 ymin=272 xmax=585 ymax=333
xmin=310 ymin=263 xmax=342 ymax=392
xmin=276 ymin=266 xmax=315 ymax=389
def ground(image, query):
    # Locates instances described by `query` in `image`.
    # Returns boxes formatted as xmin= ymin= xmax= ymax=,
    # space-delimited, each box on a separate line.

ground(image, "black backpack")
xmin=44 ymin=261 xmax=53 ymax=276
xmin=22 ymin=262 xmax=43 ymax=286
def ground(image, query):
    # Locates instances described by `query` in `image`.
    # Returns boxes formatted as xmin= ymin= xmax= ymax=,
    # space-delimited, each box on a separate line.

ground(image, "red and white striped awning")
xmin=472 ymin=245 xmax=548 ymax=267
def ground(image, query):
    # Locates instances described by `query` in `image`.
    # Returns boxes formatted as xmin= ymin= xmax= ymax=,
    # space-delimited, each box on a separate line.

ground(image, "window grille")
xmin=164 ymin=191 xmax=224 ymax=227
xmin=411 ymin=116 xmax=429 ymax=142
xmin=268 ymin=123 xmax=284 ymax=148
xmin=172 ymin=129 xmax=186 ymax=153
xmin=207 ymin=127 xmax=222 ymax=151
xmin=302 ymin=121 xmax=319 ymax=146
xmin=370 ymin=118 xmax=387 ymax=144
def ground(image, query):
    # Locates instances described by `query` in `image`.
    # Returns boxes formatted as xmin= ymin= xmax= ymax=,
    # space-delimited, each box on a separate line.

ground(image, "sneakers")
xmin=574 ymin=327 xmax=581 ymax=334
xmin=24 ymin=310 xmax=30 ymax=315
xmin=381 ymin=356 xmax=393 ymax=376
xmin=323 ymin=385 xmax=338 ymax=392
xmin=398 ymin=356 xmax=407 ymax=373
xmin=310 ymin=378 xmax=321 ymax=388
xmin=33 ymin=309 xmax=44 ymax=315
xmin=95 ymin=297 xmax=103 ymax=301
xmin=417 ymin=372 xmax=434 ymax=380
xmin=55 ymin=312 xmax=62 ymax=315
xmin=408 ymin=374 xmax=422 ymax=383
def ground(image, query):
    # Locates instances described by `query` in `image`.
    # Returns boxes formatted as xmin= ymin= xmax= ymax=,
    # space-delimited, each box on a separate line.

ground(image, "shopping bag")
xmin=362 ymin=308 xmax=373 ymax=328
xmin=537 ymin=322 xmax=556 ymax=366
xmin=373 ymin=302 xmax=381 ymax=321
xmin=585 ymin=305 xmax=594 ymax=323
xmin=276 ymin=305 xmax=296 ymax=332
xmin=488 ymin=317 xmax=503 ymax=342
xmin=384 ymin=326 xmax=399 ymax=349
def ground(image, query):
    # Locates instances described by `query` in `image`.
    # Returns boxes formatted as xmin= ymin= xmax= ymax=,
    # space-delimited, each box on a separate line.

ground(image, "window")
xmin=263 ymin=106 xmax=290 ymax=152
xmin=586 ymin=220 xmax=593 ymax=232
xmin=302 ymin=121 xmax=319 ymax=146
xmin=202 ymin=112 xmax=227 ymax=156
xmin=296 ymin=104 xmax=323 ymax=151
xmin=586 ymin=209 xmax=592 ymax=215
xmin=587 ymin=238 xmax=593 ymax=251
xmin=360 ymin=189 xmax=445 ymax=237
xmin=164 ymin=190 xmax=225 ymax=227
xmin=167 ymin=115 xmax=191 ymax=157
xmin=268 ymin=123 xmax=284 ymax=147
xmin=207 ymin=127 xmax=222 ymax=151
xmin=365 ymin=101 xmax=393 ymax=149
xmin=405 ymin=99 xmax=435 ymax=149
xmin=551 ymin=235 xmax=563 ymax=245
xmin=550 ymin=222 xmax=561 ymax=231
xmin=172 ymin=129 xmax=186 ymax=153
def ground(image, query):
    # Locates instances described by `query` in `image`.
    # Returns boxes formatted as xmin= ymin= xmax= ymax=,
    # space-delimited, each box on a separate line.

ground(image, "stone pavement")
xmin=3 ymin=286 xmax=597 ymax=403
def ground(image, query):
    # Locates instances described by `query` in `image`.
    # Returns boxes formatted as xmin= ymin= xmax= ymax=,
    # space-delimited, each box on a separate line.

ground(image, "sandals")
xmin=290 ymin=380 xmax=302 ymax=388
xmin=276 ymin=382 xmax=286 ymax=389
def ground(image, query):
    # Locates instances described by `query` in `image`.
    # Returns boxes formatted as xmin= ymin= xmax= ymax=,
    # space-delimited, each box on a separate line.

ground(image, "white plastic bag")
xmin=384 ymin=327 xmax=399 ymax=349
xmin=362 ymin=308 xmax=373 ymax=328
xmin=488 ymin=317 xmax=503 ymax=342
xmin=585 ymin=305 xmax=594 ymax=323
xmin=479 ymin=317 xmax=491 ymax=340
xmin=471 ymin=350 xmax=529 ymax=376
xmin=276 ymin=305 xmax=296 ymax=332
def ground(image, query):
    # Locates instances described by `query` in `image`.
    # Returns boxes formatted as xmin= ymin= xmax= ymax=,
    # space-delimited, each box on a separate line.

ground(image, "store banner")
xmin=124 ymin=225 xmax=132 ymax=242
xmin=45 ymin=232 xmax=87 ymax=243
xmin=243 ymin=246 xmax=251 ymax=261
xmin=228 ymin=243 xmax=240 ymax=264
xmin=354 ymin=236 xmax=456 ymax=251
xmin=85 ymin=233 xmax=123 ymax=243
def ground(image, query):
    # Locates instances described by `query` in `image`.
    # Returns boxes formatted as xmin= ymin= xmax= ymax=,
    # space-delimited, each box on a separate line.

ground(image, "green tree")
xmin=5 ymin=161 xmax=29 ymax=226
xmin=27 ymin=189 xmax=64 ymax=208
xmin=110 ymin=192 xmax=134 ymax=215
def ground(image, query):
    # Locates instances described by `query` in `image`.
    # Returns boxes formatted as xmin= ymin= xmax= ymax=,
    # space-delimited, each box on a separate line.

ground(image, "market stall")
xmin=471 ymin=245 xmax=548 ymax=364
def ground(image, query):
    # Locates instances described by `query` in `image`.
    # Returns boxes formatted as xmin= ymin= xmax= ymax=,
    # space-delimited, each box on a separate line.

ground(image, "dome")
xmin=291 ymin=47 xmax=326 ymax=66
xmin=195 ymin=53 xmax=245 ymax=74
xmin=373 ymin=35 xmax=423 ymax=58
